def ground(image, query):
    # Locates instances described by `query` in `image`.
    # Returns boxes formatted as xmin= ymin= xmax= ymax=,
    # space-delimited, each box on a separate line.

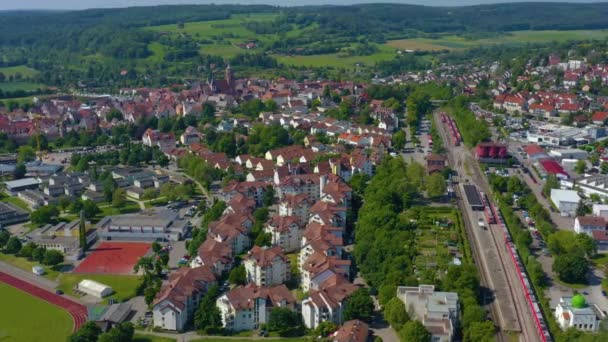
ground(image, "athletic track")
xmin=0 ymin=271 xmax=87 ymax=332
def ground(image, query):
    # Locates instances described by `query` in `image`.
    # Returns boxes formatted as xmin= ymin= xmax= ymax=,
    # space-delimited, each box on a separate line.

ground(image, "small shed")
xmin=77 ymin=279 xmax=114 ymax=298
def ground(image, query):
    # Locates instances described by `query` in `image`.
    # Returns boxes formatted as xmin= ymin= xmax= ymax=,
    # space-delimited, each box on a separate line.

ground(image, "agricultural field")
xmin=0 ymin=282 xmax=73 ymax=342
xmin=274 ymin=44 xmax=398 ymax=68
xmin=386 ymin=29 xmax=608 ymax=51
xmin=56 ymin=273 xmax=141 ymax=303
xmin=0 ymin=82 xmax=46 ymax=92
xmin=0 ymin=65 xmax=39 ymax=78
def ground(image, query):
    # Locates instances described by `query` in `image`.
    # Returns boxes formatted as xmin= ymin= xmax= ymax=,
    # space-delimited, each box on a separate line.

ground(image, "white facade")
xmin=217 ymin=295 xmax=268 ymax=331
xmin=550 ymin=189 xmax=580 ymax=216
xmin=153 ymin=299 xmax=187 ymax=331
xmin=573 ymin=216 xmax=606 ymax=236
xmin=593 ymin=204 xmax=608 ymax=219
xmin=244 ymin=256 xmax=289 ymax=287
xmin=302 ymin=292 xmax=345 ymax=329
xmin=555 ymin=296 xmax=604 ymax=332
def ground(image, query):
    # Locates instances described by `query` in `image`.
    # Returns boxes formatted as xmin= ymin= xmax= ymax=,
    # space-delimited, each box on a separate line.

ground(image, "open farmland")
xmin=387 ymin=29 xmax=608 ymax=51
xmin=0 ymin=65 xmax=39 ymax=78
xmin=0 ymin=282 xmax=73 ymax=342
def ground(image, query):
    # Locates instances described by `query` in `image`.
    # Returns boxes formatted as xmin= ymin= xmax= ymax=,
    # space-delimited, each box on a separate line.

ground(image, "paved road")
xmin=433 ymin=111 xmax=540 ymax=342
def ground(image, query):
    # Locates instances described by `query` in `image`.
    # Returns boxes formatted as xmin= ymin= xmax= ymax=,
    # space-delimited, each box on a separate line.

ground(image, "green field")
xmin=0 ymin=191 xmax=31 ymax=212
xmin=56 ymin=273 xmax=141 ymax=303
xmin=0 ymin=65 xmax=39 ymax=78
xmin=387 ymin=29 xmax=608 ymax=51
xmin=275 ymin=44 xmax=398 ymax=68
xmin=0 ymin=282 xmax=73 ymax=342
xmin=0 ymin=81 xmax=46 ymax=92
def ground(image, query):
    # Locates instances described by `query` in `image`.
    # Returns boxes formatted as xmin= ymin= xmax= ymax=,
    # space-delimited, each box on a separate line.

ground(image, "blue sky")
xmin=1 ymin=0 xmax=606 ymax=11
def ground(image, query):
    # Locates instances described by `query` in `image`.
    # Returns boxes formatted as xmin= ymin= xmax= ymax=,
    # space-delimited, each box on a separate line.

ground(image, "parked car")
xmin=55 ymin=290 xmax=64 ymax=295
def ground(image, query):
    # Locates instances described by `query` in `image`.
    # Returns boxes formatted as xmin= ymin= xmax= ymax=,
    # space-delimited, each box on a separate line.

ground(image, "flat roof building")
xmin=0 ymin=202 xmax=30 ymax=228
xmin=550 ymin=189 xmax=580 ymax=217
xmin=96 ymin=209 xmax=189 ymax=241
xmin=4 ymin=178 xmax=40 ymax=194
xmin=463 ymin=184 xmax=484 ymax=211
xmin=397 ymin=285 xmax=459 ymax=342
xmin=26 ymin=220 xmax=96 ymax=261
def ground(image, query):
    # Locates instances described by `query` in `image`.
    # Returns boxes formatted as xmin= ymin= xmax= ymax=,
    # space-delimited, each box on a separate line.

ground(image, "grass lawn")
xmin=56 ymin=273 xmax=141 ymax=303
xmin=591 ymin=254 xmax=608 ymax=267
xmin=554 ymin=277 xmax=588 ymax=290
xmin=0 ymin=252 xmax=61 ymax=280
xmin=0 ymin=282 xmax=73 ymax=342
xmin=97 ymin=201 xmax=140 ymax=219
xmin=275 ymin=44 xmax=397 ymax=68
xmin=0 ymin=65 xmax=39 ymax=78
xmin=134 ymin=334 xmax=176 ymax=342
xmin=0 ymin=191 xmax=31 ymax=212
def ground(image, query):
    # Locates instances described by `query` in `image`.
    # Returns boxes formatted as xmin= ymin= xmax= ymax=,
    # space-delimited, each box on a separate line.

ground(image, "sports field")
xmin=74 ymin=242 xmax=150 ymax=275
xmin=0 ymin=282 xmax=73 ymax=342
xmin=386 ymin=29 xmax=608 ymax=51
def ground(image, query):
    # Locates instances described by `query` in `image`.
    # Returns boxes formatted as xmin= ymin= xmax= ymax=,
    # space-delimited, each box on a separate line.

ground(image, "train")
xmin=492 ymin=203 xmax=553 ymax=342
xmin=480 ymin=192 xmax=497 ymax=224
xmin=440 ymin=112 xmax=461 ymax=146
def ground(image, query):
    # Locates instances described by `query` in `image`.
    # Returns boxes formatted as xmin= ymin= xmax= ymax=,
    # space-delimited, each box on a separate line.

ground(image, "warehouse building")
xmin=550 ymin=189 xmax=580 ymax=216
xmin=96 ymin=209 xmax=189 ymax=241
xmin=0 ymin=202 xmax=30 ymax=228
xmin=4 ymin=178 xmax=40 ymax=194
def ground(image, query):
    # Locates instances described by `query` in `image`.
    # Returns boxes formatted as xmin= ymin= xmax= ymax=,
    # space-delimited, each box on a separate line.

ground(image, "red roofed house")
xmin=152 ymin=266 xmax=216 ymax=331
xmin=333 ymin=320 xmax=370 ymax=342
xmin=592 ymin=112 xmax=608 ymax=126
xmin=216 ymin=284 xmax=296 ymax=331
xmin=142 ymin=128 xmax=176 ymax=151
xmin=244 ymin=246 xmax=290 ymax=286
xmin=538 ymin=159 xmax=569 ymax=180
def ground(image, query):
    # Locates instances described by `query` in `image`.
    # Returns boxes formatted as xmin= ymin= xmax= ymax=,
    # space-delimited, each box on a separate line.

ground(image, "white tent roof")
xmin=78 ymin=279 xmax=112 ymax=293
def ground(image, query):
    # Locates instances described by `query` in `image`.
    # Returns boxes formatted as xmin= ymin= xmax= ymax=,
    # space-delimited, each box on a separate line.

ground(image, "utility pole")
xmin=79 ymin=210 xmax=87 ymax=252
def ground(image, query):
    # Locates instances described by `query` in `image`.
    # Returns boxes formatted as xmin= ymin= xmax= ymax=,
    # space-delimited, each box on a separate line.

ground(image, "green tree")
xmin=12 ymin=162 xmax=26 ymax=179
xmin=228 ymin=264 xmax=247 ymax=285
xmin=98 ymin=322 xmax=134 ymax=342
xmin=601 ymin=161 xmax=608 ymax=174
xmin=5 ymin=236 xmax=22 ymax=254
xmin=553 ymin=253 xmax=589 ymax=284
xmin=17 ymin=145 xmax=36 ymax=163
xmin=399 ymin=320 xmax=431 ymax=342
xmin=69 ymin=321 xmax=102 ymax=342
xmin=43 ymin=250 xmax=64 ymax=266
xmin=426 ymin=173 xmax=446 ymax=198
xmin=392 ymin=130 xmax=406 ymax=151
xmin=406 ymin=162 xmax=426 ymax=191
xmin=542 ymin=175 xmax=560 ymax=196
xmin=464 ymin=321 xmax=496 ymax=342
xmin=194 ymin=284 xmax=223 ymax=334
xmin=112 ymin=188 xmax=127 ymax=208
xmin=81 ymin=200 xmax=100 ymax=219
xmin=267 ymin=307 xmax=304 ymax=337
xmin=19 ymin=242 xmax=38 ymax=259
xmin=343 ymin=288 xmax=375 ymax=322
xmin=314 ymin=321 xmax=337 ymax=338
xmin=574 ymin=160 xmax=587 ymax=174
xmin=30 ymin=205 xmax=60 ymax=225
xmin=384 ymin=297 xmax=409 ymax=330
xmin=0 ymin=230 xmax=10 ymax=248
xmin=32 ymin=247 xmax=45 ymax=263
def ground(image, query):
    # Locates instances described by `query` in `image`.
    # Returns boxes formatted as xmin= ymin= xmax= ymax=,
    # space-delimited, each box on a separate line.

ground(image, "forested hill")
xmin=2 ymin=2 xmax=608 ymax=47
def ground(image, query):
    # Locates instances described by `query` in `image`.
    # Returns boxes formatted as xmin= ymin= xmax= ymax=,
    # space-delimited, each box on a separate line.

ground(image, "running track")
xmin=0 ymin=272 xmax=87 ymax=332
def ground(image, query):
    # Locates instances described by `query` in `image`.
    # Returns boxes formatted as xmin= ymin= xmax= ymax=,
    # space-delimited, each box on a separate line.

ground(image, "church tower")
xmin=225 ymin=64 xmax=234 ymax=92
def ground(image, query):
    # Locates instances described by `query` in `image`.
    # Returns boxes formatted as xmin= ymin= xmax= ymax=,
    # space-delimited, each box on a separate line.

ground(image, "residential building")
xmin=574 ymin=216 xmax=606 ymax=236
xmin=555 ymin=295 xmax=605 ymax=332
xmin=550 ymin=189 xmax=580 ymax=216
xmin=301 ymin=275 xmax=358 ymax=329
xmin=243 ymin=246 xmax=290 ymax=286
xmin=190 ymin=239 xmax=233 ymax=275
xmin=264 ymin=215 xmax=302 ymax=252
xmin=333 ymin=320 xmax=370 ymax=342
xmin=153 ymin=266 xmax=216 ymax=331
xmin=142 ymin=128 xmax=176 ymax=151
xmin=397 ymin=285 xmax=459 ymax=342
xmin=216 ymin=284 xmax=296 ymax=331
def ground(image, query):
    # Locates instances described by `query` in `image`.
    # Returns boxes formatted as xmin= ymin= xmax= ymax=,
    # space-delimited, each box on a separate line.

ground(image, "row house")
xmin=301 ymin=274 xmax=359 ymax=329
xmin=216 ymin=284 xmax=296 ymax=331
xmin=243 ymin=246 xmax=290 ymax=287
xmin=189 ymin=239 xmax=234 ymax=275
xmin=152 ymin=266 xmax=216 ymax=331
xmin=208 ymin=213 xmax=253 ymax=256
xmin=264 ymin=215 xmax=302 ymax=253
